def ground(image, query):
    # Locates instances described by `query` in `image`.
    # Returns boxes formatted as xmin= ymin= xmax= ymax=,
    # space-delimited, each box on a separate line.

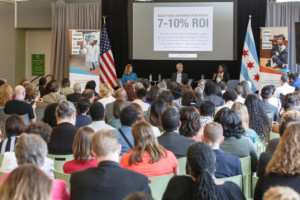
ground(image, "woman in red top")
xmin=63 ymin=127 xmax=98 ymax=174
xmin=120 ymin=121 xmax=179 ymax=177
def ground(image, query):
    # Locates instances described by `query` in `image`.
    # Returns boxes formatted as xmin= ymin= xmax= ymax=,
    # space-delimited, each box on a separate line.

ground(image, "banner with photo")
xmin=259 ymin=27 xmax=288 ymax=91
xmin=69 ymin=29 xmax=101 ymax=92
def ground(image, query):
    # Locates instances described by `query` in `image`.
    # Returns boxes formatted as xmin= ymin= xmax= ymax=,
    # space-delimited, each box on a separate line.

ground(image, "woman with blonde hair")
xmin=63 ymin=127 xmax=97 ymax=174
xmin=254 ymin=122 xmax=300 ymax=199
xmin=231 ymin=102 xmax=259 ymax=143
xmin=98 ymin=83 xmax=115 ymax=107
xmin=120 ymin=121 xmax=179 ymax=177
xmin=122 ymin=64 xmax=138 ymax=85
xmin=0 ymin=84 xmax=13 ymax=107
xmin=263 ymin=186 xmax=300 ymax=200
xmin=0 ymin=164 xmax=52 ymax=200
xmin=25 ymin=83 xmax=47 ymax=109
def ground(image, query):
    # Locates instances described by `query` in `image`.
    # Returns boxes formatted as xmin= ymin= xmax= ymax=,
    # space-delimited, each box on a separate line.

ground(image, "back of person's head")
xmin=123 ymin=84 xmax=135 ymax=101
xmin=136 ymin=88 xmax=147 ymax=99
xmin=99 ymin=83 xmax=114 ymax=98
xmin=281 ymin=74 xmax=289 ymax=83
xmin=25 ymin=84 xmax=39 ymax=100
xmin=219 ymin=81 xmax=227 ymax=90
xmin=158 ymin=90 xmax=173 ymax=105
xmin=266 ymin=122 xmax=300 ymax=176
xmin=263 ymin=186 xmax=300 ymax=200
xmin=142 ymin=79 xmax=151 ymax=90
xmin=134 ymin=82 xmax=144 ymax=91
xmin=15 ymin=134 xmax=47 ymax=167
xmin=182 ymin=91 xmax=197 ymax=106
xmin=61 ymin=78 xmax=70 ymax=88
xmin=182 ymin=85 xmax=193 ymax=93
xmin=150 ymin=98 xmax=167 ymax=126
xmin=130 ymin=121 xmax=165 ymax=165
xmin=120 ymin=105 xmax=139 ymax=126
xmin=240 ymin=80 xmax=252 ymax=98
xmin=231 ymin=102 xmax=250 ymax=130
xmin=91 ymin=129 xmax=119 ymax=157
xmin=82 ymin=89 xmax=94 ymax=100
xmin=203 ymin=122 xmax=223 ymax=145
xmin=146 ymin=86 xmax=159 ymax=103
xmin=283 ymin=93 xmax=298 ymax=111
xmin=73 ymin=127 xmax=94 ymax=162
xmin=199 ymin=101 xmax=215 ymax=116
xmin=179 ymin=106 xmax=201 ymax=138
xmin=0 ymin=164 xmax=52 ymax=200
xmin=279 ymin=110 xmax=300 ymax=137
xmin=5 ymin=114 xmax=25 ymax=138
xmin=204 ymin=81 xmax=216 ymax=95
xmin=170 ymin=83 xmax=183 ymax=99
xmin=77 ymin=97 xmax=90 ymax=115
xmin=295 ymin=86 xmax=300 ymax=92
xmin=162 ymin=108 xmax=179 ymax=131
xmin=42 ymin=103 xmax=58 ymax=127
xmin=214 ymin=108 xmax=245 ymax=138
xmin=187 ymin=142 xmax=217 ymax=200
xmin=85 ymin=80 xmax=96 ymax=91
xmin=24 ymin=122 xmax=52 ymax=143
xmin=39 ymin=77 xmax=47 ymax=86
xmin=222 ymin=90 xmax=238 ymax=102
xmin=0 ymin=78 xmax=7 ymax=87
xmin=115 ymin=88 xmax=128 ymax=100
xmin=157 ymin=82 xmax=167 ymax=90
xmin=261 ymin=85 xmax=273 ymax=99
xmin=169 ymin=82 xmax=178 ymax=91
xmin=194 ymin=87 xmax=204 ymax=100
xmin=214 ymin=84 xmax=223 ymax=98
xmin=124 ymin=192 xmax=154 ymax=200
xmin=89 ymin=102 xmax=105 ymax=121
xmin=73 ymin=83 xmax=81 ymax=93
xmin=113 ymin=99 xmax=127 ymax=118
xmin=235 ymin=85 xmax=243 ymax=96
xmin=131 ymin=103 xmax=145 ymax=121
xmin=49 ymin=81 xmax=60 ymax=93
xmin=56 ymin=100 xmax=75 ymax=119
xmin=0 ymin=84 xmax=13 ymax=106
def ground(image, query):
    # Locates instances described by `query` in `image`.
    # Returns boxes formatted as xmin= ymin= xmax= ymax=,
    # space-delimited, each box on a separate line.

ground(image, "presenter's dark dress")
xmin=213 ymin=72 xmax=230 ymax=83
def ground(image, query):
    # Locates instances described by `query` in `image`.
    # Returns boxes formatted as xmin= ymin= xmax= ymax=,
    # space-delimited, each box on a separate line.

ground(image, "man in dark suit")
xmin=261 ymin=85 xmax=278 ymax=122
xmin=270 ymin=34 xmax=288 ymax=69
xmin=67 ymin=83 xmax=82 ymax=103
xmin=202 ymin=122 xmax=242 ymax=178
xmin=170 ymin=63 xmax=188 ymax=86
xmin=70 ymin=129 xmax=151 ymax=200
xmin=158 ymin=108 xmax=195 ymax=158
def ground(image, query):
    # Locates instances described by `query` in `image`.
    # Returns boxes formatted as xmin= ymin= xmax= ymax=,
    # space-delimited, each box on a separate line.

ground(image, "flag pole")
xmin=249 ymin=15 xmax=252 ymax=19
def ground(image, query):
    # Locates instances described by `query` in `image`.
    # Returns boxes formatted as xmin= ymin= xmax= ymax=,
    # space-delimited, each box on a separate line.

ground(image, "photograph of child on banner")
xmin=266 ymin=34 xmax=288 ymax=69
xmin=84 ymin=32 xmax=100 ymax=70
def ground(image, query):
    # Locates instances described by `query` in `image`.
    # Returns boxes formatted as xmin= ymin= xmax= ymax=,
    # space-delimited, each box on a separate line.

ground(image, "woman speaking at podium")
xmin=213 ymin=63 xmax=230 ymax=83
xmin=122 ymin=64 xmax=138 ymax=85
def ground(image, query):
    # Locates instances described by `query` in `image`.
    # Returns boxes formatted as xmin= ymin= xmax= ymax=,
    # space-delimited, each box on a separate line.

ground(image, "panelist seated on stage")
xmin=213 ymin=63 xmax=230 ymax=83
xmin=122 ymin=64 xmax=138 ymax=85
xmin=171 ymin=63 xmax=188 ymax=86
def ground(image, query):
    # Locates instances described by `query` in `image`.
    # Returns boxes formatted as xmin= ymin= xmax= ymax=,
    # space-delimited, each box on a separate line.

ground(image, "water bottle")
xmin=158 ymin=74 xmax=161 ymax=81
xmin=149 ymin=74 xmax=152 ymax=81
xmin=201 ymin=74 xmax=204 ymax=80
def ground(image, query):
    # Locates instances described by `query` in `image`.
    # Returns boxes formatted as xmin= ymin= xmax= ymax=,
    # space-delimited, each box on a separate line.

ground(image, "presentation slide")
xmin=130 ymin=2 xmax=237 ymax=60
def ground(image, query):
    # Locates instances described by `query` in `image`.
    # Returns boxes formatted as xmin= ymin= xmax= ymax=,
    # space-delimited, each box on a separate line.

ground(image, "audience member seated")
xmin=213 ymin=63 xmax=230 ymax=83
xmin=216 ymin=90 xmax=238 ymax=114
xmin=42 ymin=103 xmax=58 ymax=127
xmin=39 ymin=77 xmax=47 ymax=97
xmin=142 ymin=79 xmax=151 ymax=92
xmin=81 ymin=89 xmax=95 ymax=104
xmin=124 ymin=84 xmax=136 ymax=101
xmin=182 ymin=85 xmax=193 ymax=93
xmin=215 ymin=108 xmax=258 ymax=172
xmin=145 ymin=86 xmax=159 ymax=105
xmin=162 ymin=142 xmax=245 ymax=200
xmin=0 ymin=114 xmax=25 ymax=153
xmin=122 ymin=64 xmax=138 ymax=85
xmin=105 ymin=88 xmax=128 ymax=121
xmin=4 ymin=85 xmax=36 ymax=122
xmin=159 ymin=90 xmax=177 ymax=110
xmin=193 ymin=87 xmax=204 ymax=106
xmin=67 ymin=83 xmax=82 ymax=103
xmin=289 ymin=72 xmax=300 ymax=88
xmin=0 ymin=122 xmax=54 ymax=179
xmin=42 ymin=81 xmax=66 ymax=104
xmin=245 ymin=94 xmax=271 ymax=141
xmin=203 ymin=81 xmax=223 ymax=107
xmin=219 ymin=81 xmax=227 ymax=94
xmin=124 ymin=192 xmax=154 ymax=200
xmin=98 ymin=83 xmax=115 ymax=107
xmin=120 ymin=121 xmax=179 ymax=177
xmin=133 ymin=88 xmax=149 ymax=112
xmin=215 ymin=83 xmax=223 ymax=98
xmin=48 ymin=100 xmax=78 ymax=155
xmin=133 ymin=82 xmax=144 ymax=94
xmin=75 ymin=97 xmax=92 ymax=128
xmin=202 ymin=122 xmax=242 ymax=178
xmin=181 ymin=91 xmax=198 ymax=108
xmin=199 ymin=100 xmax=215 ymax=128
xmin=114 ymin=105 xmax=138 ymax=155
xmin=63 ymin=127 xmax=97 ymax=174
xmin=268 ymin=85 xmax=281 ymax=109
xmin=261 ymin=85 xmax=279 ymax=122
xmin=70 ymin=130 xmax=151 ymax=200
xmin=179 ymin=106 xmax=202 ymax=142
xmin=263 ymin=186 xmax=300 ymax=200
xmin=254 ymin=123 xmax=300 ymax=199
xmin=158 ymin=108 xmax=195 ymax=158
xmin=239 ymin=80 xmax=252 ymax=99
xmin=273 ymin=74 xmax=295 ymax=99
xmin=0 ymin=165 xmax=52 ymax=200
xmin=42 ymin=79 xmax=56 ymax=97
xmin=60 ymin=78 xmax=74 ymax=97
xmin=25 ymin=83 xmax=48 ymax=109
xmin=157 ymin=82 xmax=168 ymax=92
xmin=235 ymin=85 xmax=245 ymax=103
xmin=169 ymin=82 xmax=183 ymax=109
xmin=197 ymin=79 xmax=206 ymax=90
xmin=85 ymin=80 xmax=100 ymax=101
xmin=149 ymin=99 xmax=167 ymax=136
xmin=170 ymin=63 xmax=188 ymax=86
xmin=88 ymin=102 xmax=113 ymax=132
xmin=132 ymin=103 xmax=146 ymax=121
xmin=0 ymin=84 xmax=13 ymax=107
xmin=232 ymin=102 xmax=259 ymax=143
xmin=107 ymin=99 xmax=126 ymax=129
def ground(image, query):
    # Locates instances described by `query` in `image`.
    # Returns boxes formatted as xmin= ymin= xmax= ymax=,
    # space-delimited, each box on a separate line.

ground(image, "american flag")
xmin=100 ymin=22 xmax=117 ymax=88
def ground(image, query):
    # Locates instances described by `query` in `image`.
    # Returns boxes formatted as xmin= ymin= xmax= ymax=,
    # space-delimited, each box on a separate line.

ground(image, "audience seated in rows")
xmin=107 ymin=99 xmax=126 ymax=129
xmin=162 ymin=142 xmax=245 ymax=200
xmin=133 ymin=88 xmax=149 ymax=112
xmin=67 ymin=83 xmax=82 ymax=103
xmin=85 ymin=80 xmax=100 ymax=101
xmin=42 ymin=103 xmax=58 ymax=127
xmin=159 ymin=90 xmax=176 ymax=110
xmin=199 ymin=100 xmax=215 ymax=128
xmin=124 ymin=84 xmax=135 ymax=101
xmin=105 ymin=88 xmax=128 ymax=121
xmin=169 ymin=82 xmax=183 ymax=108
xmin=25 ymin=83 xmax=48 ymax=109
xmin=60 ymin=78 xmax=74 ymax=97
xmin=239 ymin=80 xmax=252 ymax=99
xmin=81 ymin=89 xmax=94 ymax=104
xmin=203 ymin=81 xmax=223 ymax=107
xmin=145 ymin=86 xmax=159 ymax=105
xmin=75 ymin=97 xmax=92 ymax=128
xmin=70 ymin=130 xmax=151 ymax=200
xmin=215 ymin=90 xmax=238 ymax=113
xmin=63 ymin=127 xmax=97 ymax=174
xmin=273 ymin=75 xmax=295 ymax=99
xmin=43 ymin=81 xmax=66 ymax=104
xmin=87 ymin=102 xmax=114 ymax=132
xmin=261 ymin=85 xmax=279 ymax=122
xmin=149 ymin=98 xmax=166 ymax=135
xmin=181 ymin=91 xmax=198 ymax=108
xmin=120 ymin=121 xmax=179 ymax=177
xmin=179 ymin=106 xmax=202 ymax=142
xmin=235 ymin=85 xmax=245 ymax=104
xmin=98 ymin=83 xmax=115 ymax=107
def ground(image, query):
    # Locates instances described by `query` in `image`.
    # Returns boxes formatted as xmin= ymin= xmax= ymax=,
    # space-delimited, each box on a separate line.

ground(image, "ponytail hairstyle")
xmin=187 ymin=142 xmax=218 ymax=200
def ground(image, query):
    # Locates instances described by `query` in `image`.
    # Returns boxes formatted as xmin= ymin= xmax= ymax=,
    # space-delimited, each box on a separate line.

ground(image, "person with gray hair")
xmin=67 ymin=82 xmax=82 ymax=103
xmin=133 ymin=82 xmax=144 ymax=93
xmin=170 ymin=63 xmax=188 ymax=86
xmin=48 ymin=100 xmax=78 ymax=154
xmin=42 ymin=81 xmax=66 ymax=104
xmin=157 ymin=82 xmax=167 ymax=91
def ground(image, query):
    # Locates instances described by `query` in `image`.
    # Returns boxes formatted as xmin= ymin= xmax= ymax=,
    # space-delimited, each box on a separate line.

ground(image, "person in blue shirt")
xmin=122 ymin=64 xmax=138 ymax=85
xmin=289 ymin=72 xmax=300 ymax=87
